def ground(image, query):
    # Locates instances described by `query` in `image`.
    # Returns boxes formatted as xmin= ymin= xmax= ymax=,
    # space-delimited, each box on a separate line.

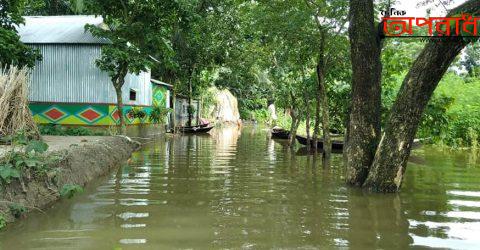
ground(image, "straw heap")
xmin=0 ymin=66 xmax=40 ymax=140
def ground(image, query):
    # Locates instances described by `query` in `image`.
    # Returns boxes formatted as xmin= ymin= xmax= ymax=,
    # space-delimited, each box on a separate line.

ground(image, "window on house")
xmin=129 ymin=89 xmax=137 ymax=101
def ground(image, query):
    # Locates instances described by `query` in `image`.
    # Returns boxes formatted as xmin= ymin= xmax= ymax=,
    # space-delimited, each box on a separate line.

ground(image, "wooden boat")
xmin=295 ymin=135 xmax=344 ymax=151
xmin=271 ymin=128 xmax=290 ymax=139
xmin=179 ymin=125 xmax=214 ymax=134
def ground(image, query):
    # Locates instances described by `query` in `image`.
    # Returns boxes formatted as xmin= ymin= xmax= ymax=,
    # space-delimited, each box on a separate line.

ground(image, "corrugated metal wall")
xmin=28 ymin=44 xmax=152 ymax=106
xmin=175 ymin=98 xmax=199 ymax=126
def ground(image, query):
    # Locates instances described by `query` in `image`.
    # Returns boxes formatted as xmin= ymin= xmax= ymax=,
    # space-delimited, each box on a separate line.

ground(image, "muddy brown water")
xmin=1 ymin=125 xmax=480 ymax=249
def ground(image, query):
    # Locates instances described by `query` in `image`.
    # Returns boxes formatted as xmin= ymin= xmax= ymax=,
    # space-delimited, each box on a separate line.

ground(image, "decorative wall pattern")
xmin=152 ymin=84 xmax=167 ymax=107
xmin=30 ymin=103 xmax=153 ymax=126
xmin=29 ymin=83 xmax=170 ymax=126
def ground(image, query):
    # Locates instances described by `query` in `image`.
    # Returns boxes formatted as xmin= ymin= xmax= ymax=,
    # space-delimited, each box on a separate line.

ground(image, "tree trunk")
xmin=313 ymin=87 xmax=321 ymax=151
xmin=363 ymin=37 xmax=472 ymax=193
xmin=345 ymin=0 xmax=382 ymax=186
xmin=114 ymin=86 xmax=126 ymax=135
xmin=317 ymin=53 xmax=331 ymax=162
xmin=113 ymin=65 xmax=128 ymax=135
xmin=362 ymin=0 xmax=480 ymax=192
xmin=289 ymin=114 xmax=300 ymax=148
xmin=172 ymin=86 xmax=177 ymax=133
xmin=304 ymin=97 xmax=311 ymax=151
xmin=288 ymin=91 xmax=300 ymax=148
xmin=188 ymin=77 xmax=193 ymax=127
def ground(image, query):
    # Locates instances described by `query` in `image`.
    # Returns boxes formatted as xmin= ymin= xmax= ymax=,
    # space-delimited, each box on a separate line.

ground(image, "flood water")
xmin=1 ymin=125 xmax=480 ymax=249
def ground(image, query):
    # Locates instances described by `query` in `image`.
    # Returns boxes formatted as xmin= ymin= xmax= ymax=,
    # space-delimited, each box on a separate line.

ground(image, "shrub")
xmin=187 ymin=105 xmax=196 ymax=116
xmin=38 ymin=124 xmax=65 ymax=135
xmin=39 ymin=124 xmax=105 ymax=136
xmin=0 ymin=138 xmax=57 ymax=185
xmin=9 ymin=203 xmax=26 ymax=218
xmin=0 ymin=215 xmax=6 ymax=230
xmin=252 ymin=109 xmax=269 ymax=123
xmin=60 ymin=184 xmax=84 ymax=199
xmin=64 ymin=127 xmax=95 ymax=136
xmin=127 ymin=107 xmax=147 ymax=120
xmin=149 ymin=104 xmax=171 ymax=124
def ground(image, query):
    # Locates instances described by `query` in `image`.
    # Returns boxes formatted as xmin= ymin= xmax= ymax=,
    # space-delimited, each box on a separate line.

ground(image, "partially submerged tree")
xmin=159 ymin=0 xmax=237 ymax=127
xmin=85 ymin=0 xmax=176 ymax=134
xmin=344 ymin=0 xmax=382 ymax=186
xmin=346 ymin=0 xmax=480 ymax=192
xmin=247 ymin=0 xmax=348 ymax=157
xmin=363 ymin=1 xmax=480 ymax=192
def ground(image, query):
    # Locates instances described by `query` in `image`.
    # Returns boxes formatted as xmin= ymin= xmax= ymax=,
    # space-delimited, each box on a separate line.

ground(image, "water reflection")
xmin=0 ymin=125 xmax=479 ymax=249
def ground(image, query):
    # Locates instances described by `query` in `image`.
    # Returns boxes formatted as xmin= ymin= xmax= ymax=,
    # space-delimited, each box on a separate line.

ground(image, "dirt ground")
xmin=0 ymin=136 xmax=111 ymax=156
xmin=0 ymin=136 xmax=140 ymax=225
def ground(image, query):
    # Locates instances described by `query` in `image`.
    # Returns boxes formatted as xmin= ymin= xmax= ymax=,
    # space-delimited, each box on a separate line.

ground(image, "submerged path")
xmin=1 ymin=125 xmax=480 ymax=249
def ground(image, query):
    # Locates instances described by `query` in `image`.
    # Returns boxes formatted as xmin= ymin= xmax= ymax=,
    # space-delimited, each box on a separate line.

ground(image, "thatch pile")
xmin=0 ymin=67 xmax=40 ymax=140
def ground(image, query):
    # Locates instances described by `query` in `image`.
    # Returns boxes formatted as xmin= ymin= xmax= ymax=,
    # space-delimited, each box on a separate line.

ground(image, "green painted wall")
xmin=29 ymin=83 xmax=170 ymax=126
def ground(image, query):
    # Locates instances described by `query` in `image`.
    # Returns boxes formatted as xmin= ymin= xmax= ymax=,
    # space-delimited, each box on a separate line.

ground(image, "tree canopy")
xmin=0 ymin=0 xmax=41 ymax=67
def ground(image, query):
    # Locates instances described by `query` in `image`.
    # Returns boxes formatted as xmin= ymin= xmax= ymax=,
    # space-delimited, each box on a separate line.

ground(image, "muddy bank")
xmin=0 ymin=136 xmax=140 ymax=226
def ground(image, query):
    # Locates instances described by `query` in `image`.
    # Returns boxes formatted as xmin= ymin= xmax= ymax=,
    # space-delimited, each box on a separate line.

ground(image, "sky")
xmin=393 ymin=0 xmax=468 ymax=17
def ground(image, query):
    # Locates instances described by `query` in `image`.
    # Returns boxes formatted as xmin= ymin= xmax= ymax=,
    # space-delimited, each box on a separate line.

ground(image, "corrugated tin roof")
xmin=17 ymin=15 xmax=110 ymax=44
xmin=151 ymin=79 xmax=173 ymax=89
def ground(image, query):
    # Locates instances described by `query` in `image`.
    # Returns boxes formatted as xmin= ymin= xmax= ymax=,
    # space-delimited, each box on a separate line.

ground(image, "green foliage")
xmin=149 ymin=105 xmax=171 ymax=124
xmin=9 ymin=203 xmax=26 ymax=218
xmin=84 ymin=0 xmax=176 ymax=80
xmin=460 ymin=44 xmax=480 ymax=78
xmin=38 ymin=124 xmax=65 ymax=136
xmin=0 ymin=164 xmax=21 ymax=184
xmin=0 ymin=130 xmax=37 ymax=146
xmin=151 ymin=0 xmax=241 ymax=124
xmin=83 ymin=0 xmax=178 ymax=132
xmin=187 ymin=105 xmax=196 ymax=116
xmin=39 ymin=124 xmax=105 ymax=136
xmin=25 ymin=140 xmax=49 ymax=154
xmin=23 ymin=0 xmax=87 ymax=15
xmin=0 ymin=215 xmax=6 ymax=230
xmin=424 ymin=74 xmax=480 ymax=147
xmin=417 ymin=94 xmax=454 ymax=140
xmin=251 ymin=109 xmax=269 ymax=123
xmin=213 ymin=0 xmax=350 ymax=133
xmin=127 ymin=108 xmax=147 ymax=120
xmin=382 ymin=71 xmax=480 ymax=148
xmin=64 ymin=127 xmax=101 ymax=136
xmin=60 ymin=184 xmax=83 ymax=199
xmin=327 ymin=81 xmax=351 ymax=133
xmin=3 ymin=150 xmax=50 ymax=173
xmin=0 ymin=0 xmax=42 ymax=67
xmin=0 ymin=135 xmax=58 ymax=185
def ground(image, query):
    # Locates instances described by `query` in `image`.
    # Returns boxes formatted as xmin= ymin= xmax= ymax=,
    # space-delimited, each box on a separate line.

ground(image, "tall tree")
xmin=344 ymin=0 xmax=382 ymax=186
xmin=85 ymin=0 xmax=177 ymax=134
xmin=346 ymin=0 xmax=480 ymax=192
xmin=244 ymin=0 xmax=348 ymax=154
xmin=304 ymin=0 xmax=348 ymax=162
xmin=155 ymin=0 xmax=238 ymax=128
xmin=363 ymin=0 xmax=480 ymax=192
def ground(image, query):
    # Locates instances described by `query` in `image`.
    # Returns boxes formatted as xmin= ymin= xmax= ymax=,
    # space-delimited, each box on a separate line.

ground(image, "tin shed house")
xmin=17 ymin=16 xmax=171 ymax=126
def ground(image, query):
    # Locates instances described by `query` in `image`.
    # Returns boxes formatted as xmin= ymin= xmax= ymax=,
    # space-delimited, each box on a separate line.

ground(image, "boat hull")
xmin=271 ymin=129 xmax=290 ymax=139
xmin=179 ymin=125 xmax=214 ymax=134
xmin=295 ymin=135 xmax=344 ymax=151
